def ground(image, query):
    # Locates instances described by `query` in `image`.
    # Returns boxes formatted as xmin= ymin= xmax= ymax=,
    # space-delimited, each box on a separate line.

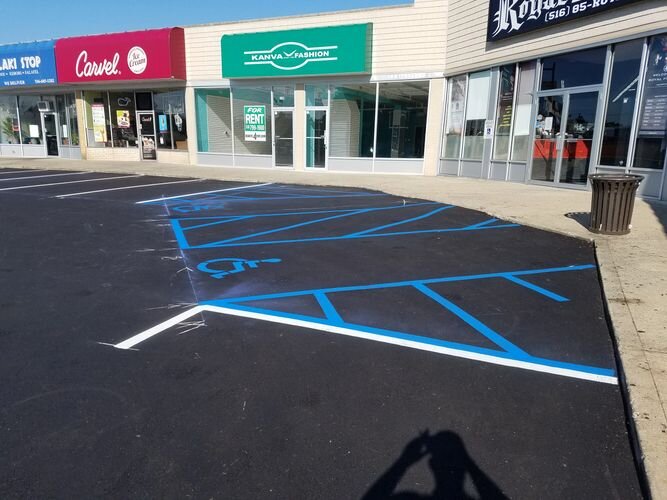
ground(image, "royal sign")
xmin=0 ymin=41 xmax=57 ymax=87
xmin=222 ymin=24 xmax=371 ymax=78
xmin=487 ymin=0 xmax=645 ymax=41
xmin=55 ymin=28 xmax=186 ymax=83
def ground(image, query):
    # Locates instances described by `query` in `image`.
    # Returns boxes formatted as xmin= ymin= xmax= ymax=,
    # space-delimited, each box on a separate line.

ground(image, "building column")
xmin=185 ymin=86 xmax=198 ymax=166
xmin=423 ymin=78 xmax=446 ymax=176
xmin=75 ymin=90 xmax=88 ymax=160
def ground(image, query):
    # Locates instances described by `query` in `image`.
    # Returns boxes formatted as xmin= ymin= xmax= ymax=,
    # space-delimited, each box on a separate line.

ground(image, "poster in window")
xmin=116 ymin=110 xmax=131 ymax=129
xmin=91 ymin=103 xmax=107 ymax=142
xmin=244 ymin=105 xmax=266 ymax=142
xmin=638 ymin=37 xmax=667 ymax=138
xmin=158 ymin=114 xmax=168 ymax=133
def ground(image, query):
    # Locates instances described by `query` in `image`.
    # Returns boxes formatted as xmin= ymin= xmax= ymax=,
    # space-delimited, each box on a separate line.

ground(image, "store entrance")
xmin=273 ymin=110 xmax=293 ymax=167
xmin=531 ymin=91 xmax=599 ymax=186
xmin=306 ymin=109 xmax=327 ymax=168
xmin=42 ymin=112 xmax=59 ymax=156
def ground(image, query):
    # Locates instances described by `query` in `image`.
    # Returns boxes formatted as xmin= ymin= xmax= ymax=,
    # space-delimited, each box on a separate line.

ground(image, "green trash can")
xmin=588 ymin=174 xmax=643 ymax=235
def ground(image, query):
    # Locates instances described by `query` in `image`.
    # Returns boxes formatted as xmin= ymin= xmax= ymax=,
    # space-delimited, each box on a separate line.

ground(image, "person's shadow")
xmin=362 ymin=431 xmax=509 ymax=499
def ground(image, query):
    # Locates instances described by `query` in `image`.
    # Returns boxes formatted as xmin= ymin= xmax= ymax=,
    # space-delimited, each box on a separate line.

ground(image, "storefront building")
xmin=184 ymin=0 xmax=447 ymax=174
xmin=440 ymin=0 xmax=667 ymax=200
xmin=54 ymin=28 xmax=188 ymax=163
xmin=0 ymin=41 xmax=80 ymax=159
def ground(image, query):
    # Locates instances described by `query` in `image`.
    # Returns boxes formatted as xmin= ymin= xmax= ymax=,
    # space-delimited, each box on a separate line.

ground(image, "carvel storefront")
xmin=189 ymin=15 xmax=441 ymax=174
xmin=0 ymin=41 xmax=80 ymax=159
xmin=54 ymin=28 xmax=188 ymax=163
xmin=440 ymin=0 xmax=667 ymax=200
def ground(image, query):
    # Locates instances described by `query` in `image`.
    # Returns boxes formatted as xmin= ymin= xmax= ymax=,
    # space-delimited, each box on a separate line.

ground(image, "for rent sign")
xmin=222 ymin=24 xmax=371 ymax=78
xmin=244 ymin=106 xmax=266 ymax=142
xmin=55 ymin=28 xmax=186 ymax=82
xmin=487 ymin=0 xmax=645 ymax=41
xmin=0 ymin=41 xmax=57 ymax=87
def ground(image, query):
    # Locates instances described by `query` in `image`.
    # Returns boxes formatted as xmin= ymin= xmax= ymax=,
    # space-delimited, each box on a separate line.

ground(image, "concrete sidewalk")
xmin=3 ymin=157 xmax=666 ymax=498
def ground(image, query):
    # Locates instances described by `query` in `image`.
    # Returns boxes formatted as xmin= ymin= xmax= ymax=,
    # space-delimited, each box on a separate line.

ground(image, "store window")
xmin=273 ymin=86 xmax=294 ymax=107
xmin=83 ymin=91 xmax=111 ymax=148
xmin=232 ymin=86 xmax=272 ymax=155
xmin=154 ymin=90 xmax=187 ymax=150
xmin=463 ymin=71 xmax=491 ymax=160
xmin=493 ymin=65 xmax=516 ymax=161
xmin=0 ymin=95 xmax=19 ymax=144
xmin=511 ymin=61 xmax=536 ymax=162
xmin=306 ymin=85 xmax=328 ymax=107
xmin=633 ymin=35 xmax=667 ymax=170
xmin=541 ymin=47 xmax=606 ymax=90
xmin=109 ymin=92 xmax=138 ymax=148
xmin=18 ymin=96 xmax=42 ymax=145
xmin=67 ymin=94 xmax=79 ymax=146
xmin=376 ymin=81 xmax=429 ymax=159
xmin=195 ymin=89 xmax=233 ymax=154
xmin=443 ymin=75 xmax=467 ymax=158
xmin=330 ymin=83 xmax=376 ymax=158
xmin=600 ymin=40 xmax=644 ymax=167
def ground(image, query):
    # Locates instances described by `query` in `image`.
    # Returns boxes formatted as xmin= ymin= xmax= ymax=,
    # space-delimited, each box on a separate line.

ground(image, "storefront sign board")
xmin=244 ymin=105 xmax=266 ymax=142
xmin=55 ymin=28 xmax=186 ymax=83
xmin=0 ymin=41 xmax=57 ymax=87
xmin=487 ymin=0 xmax=646 ymax=41
xmin=222 ymin=24 xmax=371 ymax=78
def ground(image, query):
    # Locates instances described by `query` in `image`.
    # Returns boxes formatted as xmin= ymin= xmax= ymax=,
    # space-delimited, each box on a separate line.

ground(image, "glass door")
xmin=306 ymin=110 xmax=327 ymax=168
xmin=42 ymin=112 xmax=59 ymax=156
xmin=273 ymin=110 xmax=293 ymax=167
xmin=137 ymin=111 xmax=157 ymax=160
xmin=531 ymin=92 xmax=599 ymax=185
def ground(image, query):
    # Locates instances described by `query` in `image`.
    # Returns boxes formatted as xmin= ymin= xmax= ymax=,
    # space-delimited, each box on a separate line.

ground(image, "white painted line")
xmin=0 ymin=169 xmax=44 ymax=175
xmin=113 ymin=306 xmax=206 ymax=350
xmin=0 ymin=174 xmax=143 ymax=192
xmin=0 ymin=171 xmax=89 ymax=182
xmin=136 ymin=182 xmax=274 ymax=204
xmin=55 ymin=178 xmax=205 ymax=198
xmin=112 ymin=304 xmax=618 ymax=385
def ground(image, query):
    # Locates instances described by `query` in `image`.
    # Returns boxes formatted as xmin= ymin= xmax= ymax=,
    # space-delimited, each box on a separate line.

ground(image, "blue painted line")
xmin=503 ymin=275 xmax=569 ymax=302
xmin=190 ymin=223 xmax=521 ymax=249
xmin=218 ymin=264 xmax=596 ymax=305
xmin=213 ymin=207 xmax=375 ymax=245
xmin=314 ymin=292 xmax=344 ymax=324
xmin=413 ymin=283 xmax=527 ymax=355
xmin=170 ymin=220 xmax=192 ymax=250
xmin=346 ymin=205 xmax=455 ymax=237
xmin=202 ymin=301 xmax=616 ymax=378
xmin=464 ymin=218 xmax=501 ymax=230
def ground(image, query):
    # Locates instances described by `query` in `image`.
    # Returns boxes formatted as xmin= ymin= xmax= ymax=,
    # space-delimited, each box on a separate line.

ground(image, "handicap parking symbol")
xmin=197 ymin=257 xmax=282 ymax=279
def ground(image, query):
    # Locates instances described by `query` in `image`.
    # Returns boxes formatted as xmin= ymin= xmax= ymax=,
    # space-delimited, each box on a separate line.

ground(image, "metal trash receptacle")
xmin=588 ymin=174 xmax=643 ymax=235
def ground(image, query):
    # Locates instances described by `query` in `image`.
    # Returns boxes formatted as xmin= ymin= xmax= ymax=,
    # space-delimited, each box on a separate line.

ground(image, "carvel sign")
xmin=55 ymin=28 xmax=186 ymax=82
xmin=487 ymin=0 xmax=645 ymax=41
xmin=0 ymin=40 xmax=57 ymax=87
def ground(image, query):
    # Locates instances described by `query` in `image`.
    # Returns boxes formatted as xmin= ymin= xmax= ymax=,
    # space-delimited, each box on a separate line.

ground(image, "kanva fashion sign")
xmin=487 ymin=0 xmax=645 ymax=41
xmin=222 ymin=24 xmax=371 ymax=78
xmin=55 ymin=28 xmax=186 ymax=82
xmin=0 ymin=41 xmax=57 ymax=87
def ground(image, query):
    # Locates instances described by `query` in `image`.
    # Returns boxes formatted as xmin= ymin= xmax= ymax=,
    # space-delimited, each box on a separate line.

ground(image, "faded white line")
xmin=0 ymin=169 xmax=44 ymax=176
xmin=0 ymin=174 xmax=143 ymax=192
xmin=112 ymin=305 xmax=618 ymax=385
xmin=55 ymin=178 xmax=204 ymax=198
xmin=136 ymin=182 xmax=273 ymax=204
xmin=0 ymin=171 xmax=89 ymax=182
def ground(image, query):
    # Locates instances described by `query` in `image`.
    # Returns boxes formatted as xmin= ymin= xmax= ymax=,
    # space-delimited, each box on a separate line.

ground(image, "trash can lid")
xmin=588 ymin=173 xmax=644 ymax=182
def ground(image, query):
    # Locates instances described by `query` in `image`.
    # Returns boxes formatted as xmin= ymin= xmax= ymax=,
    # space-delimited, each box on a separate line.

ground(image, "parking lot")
xmin=0 ymin=167 xmax=643 ymax=498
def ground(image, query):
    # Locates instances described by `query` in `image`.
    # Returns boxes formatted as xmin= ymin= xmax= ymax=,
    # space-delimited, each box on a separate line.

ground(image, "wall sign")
xmin=55 ymin=28 xmax=186 ymax=83
xmin=244 ymin=105 xmax=266 ymax=142
xmin=487 ymin=0 xmax=645 ymax=41
xmin=0 ymin=41 xmax=57 ymax=87
xmin=222 ymin=24 xmax=371 ymax=78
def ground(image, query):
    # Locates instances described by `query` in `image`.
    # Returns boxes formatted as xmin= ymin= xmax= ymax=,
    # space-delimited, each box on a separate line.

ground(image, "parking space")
xmin=0 ymin=168 xmax=643 ymax=498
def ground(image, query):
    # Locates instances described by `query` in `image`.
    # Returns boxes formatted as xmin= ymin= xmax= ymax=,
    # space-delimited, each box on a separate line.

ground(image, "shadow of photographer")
xmin=362 ymin=430 xmax=508 ymax=500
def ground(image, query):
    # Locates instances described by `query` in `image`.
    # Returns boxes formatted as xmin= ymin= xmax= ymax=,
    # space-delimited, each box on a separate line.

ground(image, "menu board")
xmin=638 ymin=37 xmax=667 ymax=137
xmin=496 ymin=65 xmax=515 ymax=135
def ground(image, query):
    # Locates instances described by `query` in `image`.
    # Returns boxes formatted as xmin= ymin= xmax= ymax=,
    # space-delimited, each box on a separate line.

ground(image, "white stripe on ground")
xmin=0 ymin=169 xmax=44 ymax=176
xmin=0 ymin=171 xmax=89 ymax=182
xmin=112 ymin=304 xmax=618 ymax=385
xmin=55 ymin=178 xmax=205 ymax=198
xmin=0 ymin=174 xmax=143 ymax=191
xmin=135 ymin=182 xmax=274 ymax=204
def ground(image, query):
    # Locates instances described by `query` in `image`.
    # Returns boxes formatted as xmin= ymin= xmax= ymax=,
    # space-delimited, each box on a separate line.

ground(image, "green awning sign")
xmin=244 ymin=105 xmax=266 ymax=142
xmin=222 ymin=24 xmax=371 ymax=78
